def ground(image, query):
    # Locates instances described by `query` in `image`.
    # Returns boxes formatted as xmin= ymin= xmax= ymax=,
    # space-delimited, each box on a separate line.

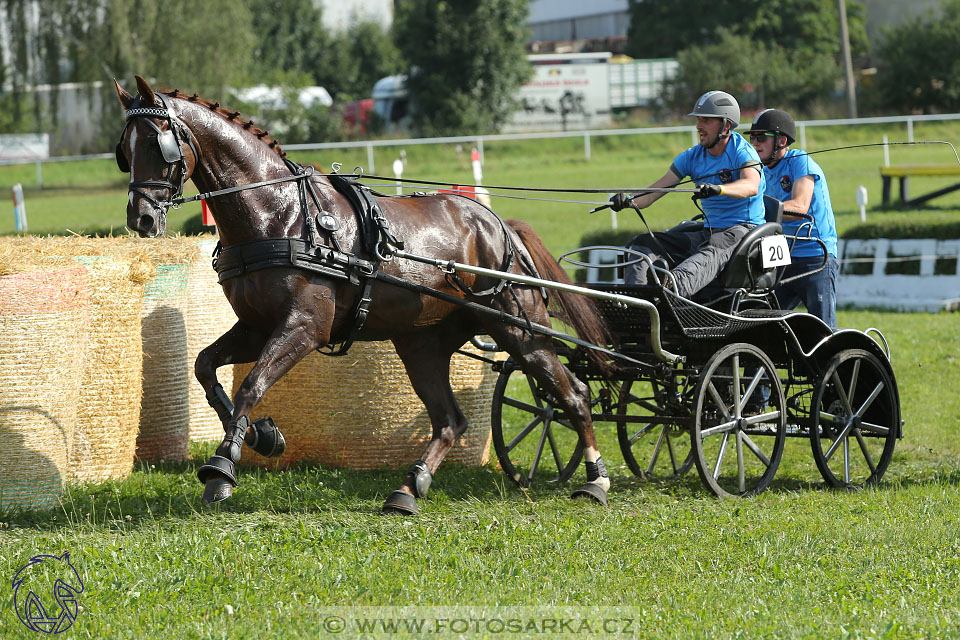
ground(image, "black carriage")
xmin=488 ymin=209 xmax=903 ymax=498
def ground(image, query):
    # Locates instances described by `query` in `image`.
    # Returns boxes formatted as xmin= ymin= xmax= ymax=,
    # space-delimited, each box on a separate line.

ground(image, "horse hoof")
xmin=202 ymin=478 xmax=234 ymax=505
xmin=571 ymin=483 xmax=608 ymax=506
xmin=381 ymin=490 xmax=419 ymax=516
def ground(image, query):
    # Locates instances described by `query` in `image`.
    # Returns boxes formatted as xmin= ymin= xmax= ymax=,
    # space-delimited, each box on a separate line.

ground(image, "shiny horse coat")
xmin=115 ymin=75 xmax=612 ymax=514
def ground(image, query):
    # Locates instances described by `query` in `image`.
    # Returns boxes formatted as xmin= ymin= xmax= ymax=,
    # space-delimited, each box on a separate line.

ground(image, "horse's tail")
xmin=505 ymin=219 xmax=613 ymax=375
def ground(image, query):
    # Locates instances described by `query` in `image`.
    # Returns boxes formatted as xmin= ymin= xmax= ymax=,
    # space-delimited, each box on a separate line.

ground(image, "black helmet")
xmin=746 ymin=108 xmax=796 ymax=145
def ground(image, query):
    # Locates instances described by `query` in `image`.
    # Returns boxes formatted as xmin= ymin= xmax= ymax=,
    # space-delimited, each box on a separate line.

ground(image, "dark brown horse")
xmin=114 ymin=75 xmax=612 ymax=514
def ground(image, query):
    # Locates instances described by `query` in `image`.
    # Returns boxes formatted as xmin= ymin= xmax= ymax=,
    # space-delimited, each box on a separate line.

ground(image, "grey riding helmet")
xmin=688 ymin=90 xmax=740 ymax=130
xmin=745 ymin=108 xmax=797 ymax=145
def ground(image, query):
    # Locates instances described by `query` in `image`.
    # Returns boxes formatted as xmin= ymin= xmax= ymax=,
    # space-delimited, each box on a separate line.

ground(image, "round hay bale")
xmin=236 ymin=341 xmax=495 ymax=470
xmin=137 ymin=262 xmax=190 ymax=462
xmin=185 ymin=236 xmax=236 ymax=441
xmin=69 ymin=255 xmax=147 ymax=484
xmin=0 ymin=262 xmax=89 ymax=511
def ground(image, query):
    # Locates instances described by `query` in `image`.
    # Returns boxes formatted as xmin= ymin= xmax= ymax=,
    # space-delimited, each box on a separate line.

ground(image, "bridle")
xmin=116 ymin=92 xmax=201 ymax=215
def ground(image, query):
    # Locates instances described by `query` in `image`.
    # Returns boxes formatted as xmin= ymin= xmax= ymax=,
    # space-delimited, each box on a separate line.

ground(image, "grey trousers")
xmin=624 ymin=224 xmax=753 ymax=297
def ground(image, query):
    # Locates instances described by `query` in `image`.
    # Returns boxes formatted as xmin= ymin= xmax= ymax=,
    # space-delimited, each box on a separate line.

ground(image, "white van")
xmin=372 ymin=75 xmax=411 ymax=131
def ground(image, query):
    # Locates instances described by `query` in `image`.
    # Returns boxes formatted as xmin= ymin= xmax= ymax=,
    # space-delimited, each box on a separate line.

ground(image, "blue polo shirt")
xmin=671 ymin=132 xmax=766 ymax=228
xmin=762 ymin=149 xmax=837 ymax=258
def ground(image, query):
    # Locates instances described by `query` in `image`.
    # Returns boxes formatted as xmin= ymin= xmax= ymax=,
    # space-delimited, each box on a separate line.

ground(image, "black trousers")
xmin=624 ymin=224 xmax=752 ymax=297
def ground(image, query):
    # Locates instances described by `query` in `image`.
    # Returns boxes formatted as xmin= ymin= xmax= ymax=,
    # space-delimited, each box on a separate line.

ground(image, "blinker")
xmin=116 ymin=143 xmax=130 ymax=173
xmin=158 ymin=130 xmax=181 ymax=164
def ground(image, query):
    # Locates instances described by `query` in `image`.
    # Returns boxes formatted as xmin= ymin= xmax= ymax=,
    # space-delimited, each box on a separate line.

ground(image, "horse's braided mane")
xmin=164 ymin=88 xmax=287 ymax=159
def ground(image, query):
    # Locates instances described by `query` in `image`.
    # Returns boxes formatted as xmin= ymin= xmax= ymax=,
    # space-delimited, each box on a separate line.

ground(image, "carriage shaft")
xmin=393 ymin=249 xmax=683 ymax=364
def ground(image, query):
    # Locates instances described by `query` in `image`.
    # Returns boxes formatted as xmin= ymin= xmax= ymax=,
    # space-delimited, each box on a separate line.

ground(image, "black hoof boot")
xmin=571 ymin=483 xmax=609 ymax=506
xmin=247 ymin=417 xmax=286 ymax=458
xmin=382 ymin=490 xmax=419 ymax=516
xmin=198 ymin=455 xmax=238 ymax=505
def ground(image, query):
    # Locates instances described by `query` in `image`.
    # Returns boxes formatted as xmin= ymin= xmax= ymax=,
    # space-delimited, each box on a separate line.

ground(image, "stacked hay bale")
xmin=237 ymin=341 xmax=496 ymax=470
xmin=130 ymin=237 xmax=199 ymax=462
xmin=4 ymin=236 xmax=153 ymax=483
xmin=0 ymin=249 xmax=89 ymax=510
xmin=185 ymin=236 xmax=236 ymax=441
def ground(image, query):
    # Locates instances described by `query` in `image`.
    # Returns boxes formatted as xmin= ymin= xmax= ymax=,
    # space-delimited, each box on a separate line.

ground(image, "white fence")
xmin=4 ymin=112 xmax=960 ymax=187
xmin=581 ymin=239 xmax=960 ymax=313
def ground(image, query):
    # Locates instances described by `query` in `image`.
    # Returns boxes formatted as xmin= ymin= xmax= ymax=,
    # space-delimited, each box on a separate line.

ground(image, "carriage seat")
xmin=717 ymin=195 xmax=784 ymax=291
xmin=685 ymin=195 xmax=784 ymax=307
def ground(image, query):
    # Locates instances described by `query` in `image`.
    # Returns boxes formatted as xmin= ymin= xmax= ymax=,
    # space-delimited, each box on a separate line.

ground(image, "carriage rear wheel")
xmin=809 ymin=349 xmax=899 ymax=489
xmin=491 ymin=359 xmax=583 ymax=487
xmin=616 ymin=377 xmax=693 ymax=480
xmin=691 ymin=343 xmax=786 ymax=498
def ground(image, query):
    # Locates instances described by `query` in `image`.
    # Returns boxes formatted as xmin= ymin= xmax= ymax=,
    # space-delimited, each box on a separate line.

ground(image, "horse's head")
xmin=114 ymin=75 xmax=200 ymax=237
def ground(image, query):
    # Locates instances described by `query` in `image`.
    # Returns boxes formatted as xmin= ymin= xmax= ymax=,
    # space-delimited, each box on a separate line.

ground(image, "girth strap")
xmin=212 ymin=238 xmax=375 ymax=285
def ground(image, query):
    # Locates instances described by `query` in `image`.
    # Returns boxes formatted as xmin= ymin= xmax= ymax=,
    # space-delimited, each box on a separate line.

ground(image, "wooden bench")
xmin=880 ymin=164 xmax=960 ymax=206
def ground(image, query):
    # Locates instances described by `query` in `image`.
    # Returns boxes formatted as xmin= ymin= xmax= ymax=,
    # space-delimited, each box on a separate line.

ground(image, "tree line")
xmin=0 ymin=0 xmax=956 ymax=153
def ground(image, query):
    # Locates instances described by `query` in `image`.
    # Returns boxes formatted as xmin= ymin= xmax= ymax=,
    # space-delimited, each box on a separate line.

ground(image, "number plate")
xmin=760 ymin=235 xmax=791 ymax=269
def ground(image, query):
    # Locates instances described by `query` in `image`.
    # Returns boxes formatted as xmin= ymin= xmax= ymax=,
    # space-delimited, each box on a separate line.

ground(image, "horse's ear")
xmin=114 ymin=78 xmax=134 ymax=110
xmin=134 ymin=74 xmax=156 ymax=106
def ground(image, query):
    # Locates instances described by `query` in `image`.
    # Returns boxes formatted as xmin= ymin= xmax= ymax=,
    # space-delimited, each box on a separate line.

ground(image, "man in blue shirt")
xmin=746 ymin=108 xmax=839 ymax=327
xmin=613 ymin=90 xmax=766 ymax=298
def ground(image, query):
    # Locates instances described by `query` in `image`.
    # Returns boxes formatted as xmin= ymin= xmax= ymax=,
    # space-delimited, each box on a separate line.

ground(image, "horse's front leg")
xmin=198 ymin=317 xmax=326 ymax=505
xmin=195 ymin=321 xmax=269 ymax=425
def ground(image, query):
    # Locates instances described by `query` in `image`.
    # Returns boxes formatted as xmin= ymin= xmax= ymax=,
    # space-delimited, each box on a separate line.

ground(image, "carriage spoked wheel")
xmin=809 ymin=349 xmax=899 ymax=489
xmin=616 ymin=377 xmax=693 ymax=480
xmin=691 ymin=343 xmax=786 ymax=498
xmin=491 ymin=359 xmax=583 ymax=487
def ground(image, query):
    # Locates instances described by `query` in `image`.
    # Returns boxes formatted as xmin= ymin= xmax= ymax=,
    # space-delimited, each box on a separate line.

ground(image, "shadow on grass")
xmin=5 ymin=441 xmax=959 ymax=530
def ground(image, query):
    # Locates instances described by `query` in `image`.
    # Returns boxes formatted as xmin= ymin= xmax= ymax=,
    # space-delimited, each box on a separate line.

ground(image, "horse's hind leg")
xmin=486 ymin=322 xmax=610 ymax=505
xmin=382 ymin=326 xmax=475 ymax=516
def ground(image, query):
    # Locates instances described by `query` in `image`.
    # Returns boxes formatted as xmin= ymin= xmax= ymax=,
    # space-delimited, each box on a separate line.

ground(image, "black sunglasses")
xmin=749 ymin=133 xmax=776 ymax=142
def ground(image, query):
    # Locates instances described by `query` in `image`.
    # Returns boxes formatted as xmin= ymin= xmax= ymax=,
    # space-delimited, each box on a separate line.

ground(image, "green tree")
xmin=874 ymin=0 xmax=960 ymax=114
xmin=628 ymin=0 xmax=869 ymax=117
xmin=663 ymin=29 xmax=840 ymax=116
xmin=0 ymin=0 xmax=256 ymax=151
xmin=246 ymin=0 xmax=330 ymax=85
xmin=393 ymin=0 xmax=532 ymax=136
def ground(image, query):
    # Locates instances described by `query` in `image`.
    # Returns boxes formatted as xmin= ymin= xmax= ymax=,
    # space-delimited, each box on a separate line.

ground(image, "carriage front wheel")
xmin=809 ymin=349 xmax=899 ymax=489
xmin=691 ymin=343 xmax=786 ymax=498
xmin=491 ymin=359 xmax=583 ymax=487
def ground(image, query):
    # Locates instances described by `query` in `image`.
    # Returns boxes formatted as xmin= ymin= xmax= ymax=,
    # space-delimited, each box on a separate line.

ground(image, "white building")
xmin=314 ymin=0 xmax=393 ymax=32
xmin=527 ymin=0 xmax=629 ymax=43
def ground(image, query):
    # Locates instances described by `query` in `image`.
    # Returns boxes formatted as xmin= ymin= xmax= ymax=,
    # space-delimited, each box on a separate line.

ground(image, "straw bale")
xmin=0 ymin=262 xmax=89 ymax=511
xmin=236 ymin=341 xmax=495 ymax=470
xmin=137 ymin=261 xmax=190 ymax=462
xmin=185 ymin=236 xmax=236 ymax=441
xmin=69 ymin=255 xmax=146 ymax=484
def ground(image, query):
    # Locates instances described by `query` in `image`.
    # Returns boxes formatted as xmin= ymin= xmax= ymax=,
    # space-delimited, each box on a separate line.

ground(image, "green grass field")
xmin=2 ymin=123 xmax=960 ymax=638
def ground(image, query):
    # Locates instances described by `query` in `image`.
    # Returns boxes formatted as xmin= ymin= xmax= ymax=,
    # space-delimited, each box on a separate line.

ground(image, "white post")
xmin=907 ymin=118 xmax=914 ymax=143
xmin=392 ymin=158 xmax=404 ymax=195
xmin=472 ymin=148 xmax=491 ymax=207
xmin=366 ymin=143 xmax=375 ymax=174
xmin=882 ymin=134 xmax=890 ymax=167
xmin=856 ymin=185 xmax=868 ymax=223
xmin=12 ymin=183 xmax=27 ymax=232
xmin=584 ymin=133 xmax=591 ymax=162
xmin=799 ymin=124 xmax=807 ymax=151
xmin=35 ymin=160 xmax=43 ymax=190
